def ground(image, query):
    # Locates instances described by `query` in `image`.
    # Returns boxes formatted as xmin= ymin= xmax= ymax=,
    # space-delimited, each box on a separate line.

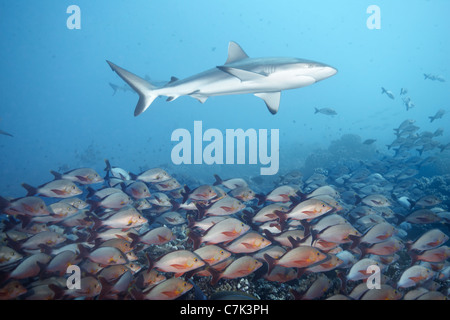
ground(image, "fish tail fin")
xmin=21 ymin=183 xmax=38 ymax=197
xmin=287 ymin=235 xmax=308 ymax=248
xmin=381 ymin=87 xmax=386 ymax=94
xmin=213 ymin=174 xmax=223 ymax=186
xmin=241 ymin=209 xmax=254 ymax=225
xmin=109 ymin=83 xmax=119 ymax=96
xmin=354 ymin=194 xmax=362 ymax=205
xmin=300 ymin=220 xmax=311 ymax=238
xmin=128 ymin=233 xmax=141 ymax=249
xmin=295 ymin=191 xmax=308 ymax=201
xmin=88 ymin=214 xmax=103 ymax=230
xmin=169 ymin=199 xmax=180 ymax=211
xmin=187 ymin=229 xmax=202 ymax=250
xmin=0 ymin=196 xmax=11 ymax=211
xmin=296 ymin=267 xmax=306 ymax=279
xmin=194 ymin=202 xmax=207 ymax=220
xmin=106 ymin=61 xmax=159 ymax=116
xmin=181 ymin=186 xmax=191 ymax=204
xmin=314 ymin=107 xmax=319 ymax=114
xmin=6 ymin=237 xmax=24 ymax=254
xmin=129 ymin=287 xmax=145 ymax=300
xmin=407 ymin=199 xmax=416 ymax=210
xmin=15 ymin=214 xmax=32 ymax=230
xmin=255 ymin=193 xmax=266 ymax=206
xmin=129 ymin=172 xmax=139 ymax=181
xmin=86 ymin=187 xmax=97 ymax=199
xmin=86 ymin=199 xmax=101 ymax=213
xmin=348 ymin=234 xmax=362 ymax=250
xmin=429 ymin=116 xmax=434 ymax=123
xmin=408 ymin=251 xmax=419 ymax=266
xmin=289 ymin=288 xmax=304 ymax=300
xmin=77 ymin=244 xmax=90 ymax=260
xmin=98 ymin=277 xmax=113 ymax=300
xmin=187 ymin=214 xmax=196 ymax=228
xmin=0 ymin=271 xmax=10 ymax=285
xmin=208 ymin=267 xmax=222 ymax=286
xmin=263 ymin=253 xmax=277 ymax=275
xmin=50 ymin=170 xmax=62 ymax=180
xmin=104 ymin=159 xmax=112 ymax=172
xmin=48 ymin=284 xmax=65 ymax=300
xmin=145 ymin=252 xmax=154 ymax=271
xmin=274 ymin=210 xmax=287 ymax=228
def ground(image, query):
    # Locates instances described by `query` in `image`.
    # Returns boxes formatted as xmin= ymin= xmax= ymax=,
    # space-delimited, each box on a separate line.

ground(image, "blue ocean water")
xmin=1 ymin=0 xmax=448 ymax=198
xmin=0 ymin=1 xmax=449 ymax=302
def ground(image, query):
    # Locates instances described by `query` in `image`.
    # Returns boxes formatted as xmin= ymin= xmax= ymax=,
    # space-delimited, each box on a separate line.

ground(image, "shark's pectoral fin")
xmin=217 ymin=66 xmax=266 ymax=82
xmin=255 ymin=92 xmax=281 ymax=115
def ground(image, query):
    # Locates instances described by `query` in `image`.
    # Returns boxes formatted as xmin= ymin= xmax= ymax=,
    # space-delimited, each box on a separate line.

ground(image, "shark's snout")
xmin=315 ymin=66 xmax=337 ymax=81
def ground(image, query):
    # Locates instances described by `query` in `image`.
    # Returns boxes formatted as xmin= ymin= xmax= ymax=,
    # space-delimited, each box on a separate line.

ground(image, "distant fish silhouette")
xmin=0 ymin=129 xmax=13 ymax=137
xmin=0 ymin=119 xmax=13 ymax=137
xmin=109 ymin=82 xmax=134 ymax=95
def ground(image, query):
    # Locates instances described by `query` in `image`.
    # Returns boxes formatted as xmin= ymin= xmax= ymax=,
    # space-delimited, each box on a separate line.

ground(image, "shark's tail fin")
xmin=106 ymin=60 xmax=159 ymax=116
xmin=109 ymin=83 xmax=119 ymax=96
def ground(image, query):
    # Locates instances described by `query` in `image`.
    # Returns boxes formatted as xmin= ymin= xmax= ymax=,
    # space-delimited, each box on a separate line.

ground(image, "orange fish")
xmin=265 ymin=246 xmax=327 ymax=274
xmin=225 ymin=231 xmax=271 ymax=253
xmin=188 ymin=217 xmax=250 ymax=249
xmin=210 ymin=256 xmax=263 ymax=285
xmin=151 ymin=250 xmax=205 ymax=277
xmin=132 ymin=278 xmax=193 ymax=300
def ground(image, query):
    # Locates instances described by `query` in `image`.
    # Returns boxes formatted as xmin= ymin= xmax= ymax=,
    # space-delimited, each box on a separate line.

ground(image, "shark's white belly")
xmin=155 ymin=68 xmax=316 ymax=98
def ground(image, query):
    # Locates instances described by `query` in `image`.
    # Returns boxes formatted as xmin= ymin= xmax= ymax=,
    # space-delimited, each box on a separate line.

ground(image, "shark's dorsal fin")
xmin=225 ymin=41 xmax=249 ymax=64
xmin=254 ymin=92 xmax=281 ymax=115
xmin=169 ymin=76 xmax=179 ymax=84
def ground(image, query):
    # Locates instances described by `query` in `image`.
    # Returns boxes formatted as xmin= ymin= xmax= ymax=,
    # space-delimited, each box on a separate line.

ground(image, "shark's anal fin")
xmin=217 ymin=66 xmax=267 ymax=82
xmin=225 ymin=41 xmax=249 ymax=64
xmin=254 ymin=92 xmax=281 ymax=115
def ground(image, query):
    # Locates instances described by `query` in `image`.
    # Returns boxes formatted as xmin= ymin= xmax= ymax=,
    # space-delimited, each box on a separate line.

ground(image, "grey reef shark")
xmin=107 ymin=41 xmax=337 ymax=116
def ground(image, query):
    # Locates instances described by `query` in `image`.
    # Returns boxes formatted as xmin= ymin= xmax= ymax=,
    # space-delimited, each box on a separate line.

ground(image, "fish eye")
xmin=194 ymin=258 xmax=198 ymax=262
xmin=219 ymin=250 xmax=224 ymax=255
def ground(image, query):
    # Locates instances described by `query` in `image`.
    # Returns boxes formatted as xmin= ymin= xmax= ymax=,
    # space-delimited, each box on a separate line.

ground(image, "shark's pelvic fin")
xmin=254 ymin=92 xmax=281 ymax=115
xmin=106 ymin=60 xmax=159 ymax=116
xmin=225 ymin=41 xmax=249 ymax=64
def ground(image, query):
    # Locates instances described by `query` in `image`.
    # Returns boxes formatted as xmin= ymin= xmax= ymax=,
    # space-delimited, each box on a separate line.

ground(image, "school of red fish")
xmin=0 ymin=157 xmax=449 ymax=300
